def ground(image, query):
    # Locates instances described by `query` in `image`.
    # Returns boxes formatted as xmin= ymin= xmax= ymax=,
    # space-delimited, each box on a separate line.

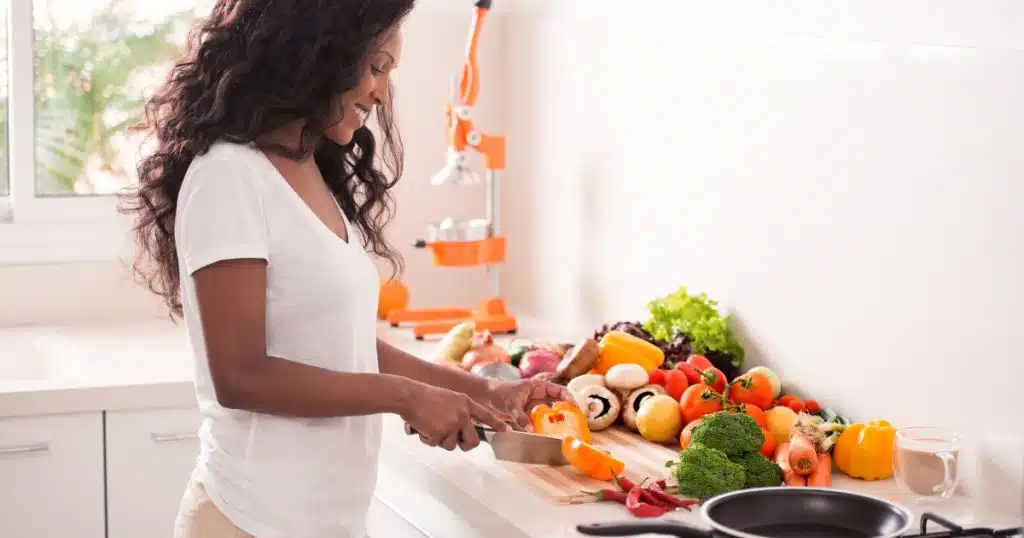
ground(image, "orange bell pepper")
xmin=595 ymin=331 xmax=665 ymax=374
xmin=530 ymin=401 xmax=593 ymax=444
xmin=561 ymin=436 xmax=625 ymax=481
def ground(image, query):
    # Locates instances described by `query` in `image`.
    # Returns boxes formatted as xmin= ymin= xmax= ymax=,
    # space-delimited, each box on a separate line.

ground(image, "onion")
xmin=460 ymin=331 xmax=510 ymax=370
xmin=518 ymin=348 xmax=562 ymax=379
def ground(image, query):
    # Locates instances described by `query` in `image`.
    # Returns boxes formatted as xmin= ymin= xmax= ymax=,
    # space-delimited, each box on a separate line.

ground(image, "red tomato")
xmin=678 ymin=384 xmax=723 ymax=424
xmin=648 ymin=369 xmax=667 ymax=387
xmin=759 ymin=426 xmax=776 ymax=458
xmin=727 ymin=372 xmax=773 ymax=409
xmin=729 ymin=403 xmax=767 ymax=427
xmin=786 ymin=399 xmax=806 ymax=413
xmin=687 ymin=354 xmax=713 ymax=369
xmin=778 ymin=394 xmax=799 ymax=406
xmin=698 ymin=367 xmax=727 ymax=393
xmin=675 ymin=355 xmax=713 ymax=385
xmin=804 ymin=399 xmax=822 ymax=414
xmin=679 ymin=417 xmax=704 ymax=450
xmin=664 ymin=369 xmax=689 ymax=401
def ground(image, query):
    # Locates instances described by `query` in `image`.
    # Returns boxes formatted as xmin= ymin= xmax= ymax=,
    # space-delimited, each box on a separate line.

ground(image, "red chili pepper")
xmin=615 ymin=476 xmax=637 ymax=492
xmin=647 ymin=482 xmax=699 ymax=511
xmin=587 ymin=488 xmax=628 ymax=504
xmin=641 ymin=489 xmax=670 ymax=507
xmin=626 ymin=487 xmax=671 ymax=518
xmin=655 ymin=479 xmax=668 ymax=490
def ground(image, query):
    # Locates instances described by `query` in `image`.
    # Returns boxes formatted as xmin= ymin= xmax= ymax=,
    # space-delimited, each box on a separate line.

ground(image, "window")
xmin=0 ymin=0 xmax=212 ymax=263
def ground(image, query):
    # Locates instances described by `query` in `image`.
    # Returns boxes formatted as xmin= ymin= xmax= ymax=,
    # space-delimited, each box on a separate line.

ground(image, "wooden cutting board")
xmin=479 ymin=426 xmax=683 ymax=504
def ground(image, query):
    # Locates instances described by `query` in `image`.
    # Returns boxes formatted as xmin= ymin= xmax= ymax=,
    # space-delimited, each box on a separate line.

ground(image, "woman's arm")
xmin=377 ymin=338 xmax=495 ymax=401
xmin=193 ymin=258 xmax=420 ymax=418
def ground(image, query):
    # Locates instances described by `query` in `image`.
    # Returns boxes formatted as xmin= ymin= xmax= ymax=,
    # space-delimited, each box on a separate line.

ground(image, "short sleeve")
xmin=176 ymin=153 xmax=270 ymax=275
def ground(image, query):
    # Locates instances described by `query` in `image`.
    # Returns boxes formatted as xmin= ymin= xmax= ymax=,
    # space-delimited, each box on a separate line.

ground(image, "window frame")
xmin=0 ymin=0 xmax=136 ymax=264
xmin=0 ymin=0 xmax=554 ymax=264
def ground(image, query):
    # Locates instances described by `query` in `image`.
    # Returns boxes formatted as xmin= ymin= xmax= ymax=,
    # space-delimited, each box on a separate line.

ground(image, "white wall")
xmin=500 ymin=0 xmax=1024 ymax=509
xmin=0 ymin=6 xmax=506 ymax=326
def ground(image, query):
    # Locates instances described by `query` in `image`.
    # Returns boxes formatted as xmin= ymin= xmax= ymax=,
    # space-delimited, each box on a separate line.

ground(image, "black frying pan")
xmin=577 ymin=487 xmax=914 ymax=538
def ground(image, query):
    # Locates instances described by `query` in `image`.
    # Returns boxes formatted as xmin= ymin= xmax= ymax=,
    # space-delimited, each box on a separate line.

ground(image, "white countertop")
xmin=0 ymin=319 xmax=1020 ymax=537
xmin=0 ymin=319 xmax=196 ymax=417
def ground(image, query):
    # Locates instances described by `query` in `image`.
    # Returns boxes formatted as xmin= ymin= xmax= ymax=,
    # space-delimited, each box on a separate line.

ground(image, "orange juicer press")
xmin=385 ymin=0 xmax=517 ymax=340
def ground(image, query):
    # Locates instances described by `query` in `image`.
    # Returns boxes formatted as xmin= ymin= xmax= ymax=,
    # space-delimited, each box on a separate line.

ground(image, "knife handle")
xmin=404 ymin=423 xmax=492 ymax=442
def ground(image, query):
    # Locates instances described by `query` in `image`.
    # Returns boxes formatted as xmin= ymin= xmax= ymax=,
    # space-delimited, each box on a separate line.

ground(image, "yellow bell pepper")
xmin=832 ymin=420 xmax=897 ymax=480
xmin=594 ymin=331 xmax=665 ymax=374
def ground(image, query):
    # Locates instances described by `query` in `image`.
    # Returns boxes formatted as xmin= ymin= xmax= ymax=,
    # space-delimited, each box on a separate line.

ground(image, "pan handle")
xmin=576 ymin=521 xmax=714 ymax=538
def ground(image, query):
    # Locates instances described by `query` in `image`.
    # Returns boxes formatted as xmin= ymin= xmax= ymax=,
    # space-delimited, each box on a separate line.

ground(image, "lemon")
xmin=636 ymin=394 xmax=684 ymax=443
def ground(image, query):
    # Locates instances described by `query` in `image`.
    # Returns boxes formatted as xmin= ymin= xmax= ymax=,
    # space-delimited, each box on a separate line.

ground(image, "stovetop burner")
xmin=903 ymin=513 xmax=1022 ymax=538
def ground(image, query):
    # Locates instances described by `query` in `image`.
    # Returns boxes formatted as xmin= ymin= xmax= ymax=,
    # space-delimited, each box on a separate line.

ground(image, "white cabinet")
xmin=0 ymin=412 xmax=105 ymax=538
xmin=105 ymin=407 xmax=202 ymax=538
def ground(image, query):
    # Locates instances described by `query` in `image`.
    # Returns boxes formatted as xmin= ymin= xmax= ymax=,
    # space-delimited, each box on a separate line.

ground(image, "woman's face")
xmin=325 ymin=26 xmax=403 ymax=145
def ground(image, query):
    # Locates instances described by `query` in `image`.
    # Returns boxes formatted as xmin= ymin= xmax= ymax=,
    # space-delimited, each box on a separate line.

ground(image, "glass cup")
xmin=893 ymin=426 xmax=961 ymax=502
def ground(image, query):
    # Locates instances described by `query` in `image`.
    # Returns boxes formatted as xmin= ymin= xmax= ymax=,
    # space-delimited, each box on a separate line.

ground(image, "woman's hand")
xmin=485 ymin=378 xmax=576 ymax=431
xmin=400 ymin=381 xmax=511 ymax=452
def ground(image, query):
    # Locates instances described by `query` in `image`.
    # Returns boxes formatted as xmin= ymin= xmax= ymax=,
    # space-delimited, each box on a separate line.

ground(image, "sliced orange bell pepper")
xmin=561 ymin=436 xmax=625 ymax=481
xmin=530 ymin=401 xmax=593 ymax=444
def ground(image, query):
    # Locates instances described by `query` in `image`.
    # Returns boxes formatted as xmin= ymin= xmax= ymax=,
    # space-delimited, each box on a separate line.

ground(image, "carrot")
xmin=775 ymin=442 xmax=806 ymax=486
xmin=788 ymin=433 xmax=818 ymax=476
xmin=807 ymin=452 xmax=832 ymax=487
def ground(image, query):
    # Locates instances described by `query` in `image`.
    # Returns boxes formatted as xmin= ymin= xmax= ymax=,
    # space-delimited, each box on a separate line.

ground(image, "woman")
xmin=120 ymin=1 xmax=572 ymax=536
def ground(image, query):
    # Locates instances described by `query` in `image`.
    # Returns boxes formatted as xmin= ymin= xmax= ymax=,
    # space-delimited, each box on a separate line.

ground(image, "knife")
xmin=404 ymin=423 xmax=568 ymax=466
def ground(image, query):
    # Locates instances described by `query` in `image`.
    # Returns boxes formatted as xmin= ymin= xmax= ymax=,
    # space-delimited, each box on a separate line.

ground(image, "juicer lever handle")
xmin=412 ymin=239 xmax=427 ymax=249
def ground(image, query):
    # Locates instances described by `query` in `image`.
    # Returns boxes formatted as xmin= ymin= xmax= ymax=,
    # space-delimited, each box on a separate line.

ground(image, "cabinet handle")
xmin=150 ymin=432 xmax=199 ymax=443
xmin=0 ymin=442 xmax=50 ymax=455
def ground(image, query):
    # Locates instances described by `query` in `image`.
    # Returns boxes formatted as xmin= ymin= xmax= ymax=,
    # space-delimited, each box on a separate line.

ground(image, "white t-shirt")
xmin=175 ymin=140 xmax=383 ymax=538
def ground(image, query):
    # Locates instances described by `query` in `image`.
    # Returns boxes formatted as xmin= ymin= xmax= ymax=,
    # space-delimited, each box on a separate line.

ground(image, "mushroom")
xmin=566 ymin=373 xmax=606 ymax=396
xmin=554 ymin=338 xmax=600 ymax=382
xmin=604 ymin=363 xmax=649 ymax=393
xmin=622 ymin=384 xmax=667 ymax=431
xmin=576 ymin=385 xmax=621 ymax=431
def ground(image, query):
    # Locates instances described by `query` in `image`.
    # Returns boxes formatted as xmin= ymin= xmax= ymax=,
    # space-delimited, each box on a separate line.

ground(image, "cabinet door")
xmin=106 ymin=407 xmax=202 ymax=538
xmin=0 ymin=412 xmax=105 ymax=538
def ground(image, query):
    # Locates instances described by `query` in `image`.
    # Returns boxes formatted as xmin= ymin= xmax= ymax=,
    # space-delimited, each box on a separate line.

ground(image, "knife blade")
xmin=404 ymin=423 xmax=568 ymax=466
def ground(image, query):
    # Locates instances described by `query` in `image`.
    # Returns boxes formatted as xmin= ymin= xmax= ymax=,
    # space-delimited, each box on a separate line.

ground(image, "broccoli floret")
xmin=669 ymin=444 xmax=746 ymax=500
xmin=730 ymin=451 xmax=783 ymax=488
xmin=690 ymin=411 xmax=764 ymax=457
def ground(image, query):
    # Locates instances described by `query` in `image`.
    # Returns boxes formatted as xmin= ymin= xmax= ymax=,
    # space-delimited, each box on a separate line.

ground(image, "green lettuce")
xmin=643 ymin=286 xmax=745 ymax=367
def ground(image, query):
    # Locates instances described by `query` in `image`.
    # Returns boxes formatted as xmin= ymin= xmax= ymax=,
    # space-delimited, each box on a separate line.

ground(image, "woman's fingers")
xmin=457 ymin=422 xmax=481 ymax=451
xmin=439 ymin=431 xmax=459 ymax=451
xmin=510 ymin=407 xmax=531 ymax=430
xmin=469 ymin=400 xmax=510 ymax=432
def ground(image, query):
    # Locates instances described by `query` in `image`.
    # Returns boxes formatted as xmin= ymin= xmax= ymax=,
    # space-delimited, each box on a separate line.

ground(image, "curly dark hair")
xmin=119 ymin=0 xmax=415 ymax=317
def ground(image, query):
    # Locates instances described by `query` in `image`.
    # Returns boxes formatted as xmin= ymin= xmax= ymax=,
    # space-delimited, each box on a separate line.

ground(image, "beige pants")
xmin=173 ymin=474 xmax=254 ymax=538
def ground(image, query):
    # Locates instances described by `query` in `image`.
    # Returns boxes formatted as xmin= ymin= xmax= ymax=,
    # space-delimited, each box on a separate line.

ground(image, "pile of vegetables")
xmin=429 ymin=299 xmax=901 ymax=495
